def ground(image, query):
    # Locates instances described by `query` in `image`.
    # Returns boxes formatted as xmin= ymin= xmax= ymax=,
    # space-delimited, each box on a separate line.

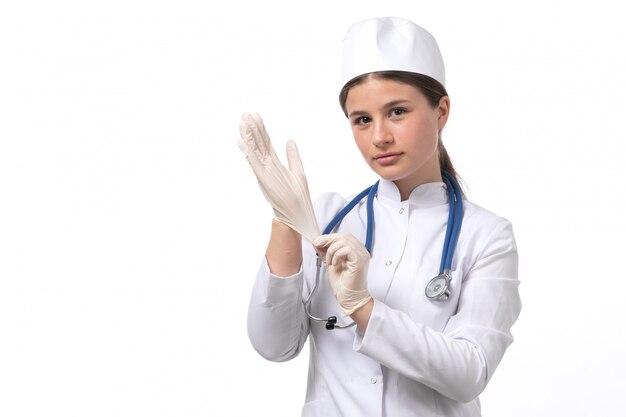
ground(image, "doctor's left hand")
xmin=238 ymin=112 xmax=320 ymax=243
xmin=314 ymin=234 xmax=372 ymax=316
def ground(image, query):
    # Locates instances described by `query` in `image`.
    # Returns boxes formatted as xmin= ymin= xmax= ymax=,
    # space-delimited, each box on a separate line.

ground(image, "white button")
xmin=370 ymin=377 xmax=377 ymax=384
xmin=385 ymin=261 xmax=392 ymax=266
xmin=399 ymin=208 xmax=405 ymax=214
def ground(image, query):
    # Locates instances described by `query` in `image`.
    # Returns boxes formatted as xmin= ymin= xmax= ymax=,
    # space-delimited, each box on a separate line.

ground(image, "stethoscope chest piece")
xmin=425 ymin=271 xmax=451 ymax=301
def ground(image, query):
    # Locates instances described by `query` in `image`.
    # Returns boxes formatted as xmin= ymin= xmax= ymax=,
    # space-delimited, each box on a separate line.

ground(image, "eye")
xmin=352 ymin=116 xmax=371 ymax=126
xmin=390 ymin=108 xmax=407 ymax=117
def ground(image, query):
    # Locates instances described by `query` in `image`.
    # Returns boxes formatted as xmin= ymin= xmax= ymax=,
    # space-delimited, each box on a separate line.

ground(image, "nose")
xmin=372 ymin=120 xmax=393 ymax=147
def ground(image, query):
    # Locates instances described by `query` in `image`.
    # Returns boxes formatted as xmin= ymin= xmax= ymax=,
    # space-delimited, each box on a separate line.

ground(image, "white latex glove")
xmin=238 ymin=112 xmax=320 ymax=242
xmin=313 ymin=233 xmax=372 ymax=316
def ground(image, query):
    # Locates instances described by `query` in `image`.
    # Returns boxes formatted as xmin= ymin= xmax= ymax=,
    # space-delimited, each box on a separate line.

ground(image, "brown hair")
xmin=339 ymin=71 xmax=462 ymax=186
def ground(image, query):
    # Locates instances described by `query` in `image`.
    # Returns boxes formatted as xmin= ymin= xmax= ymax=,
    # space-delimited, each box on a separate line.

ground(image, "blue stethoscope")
xmin=304 ymin=171 xmax=464 ymax=330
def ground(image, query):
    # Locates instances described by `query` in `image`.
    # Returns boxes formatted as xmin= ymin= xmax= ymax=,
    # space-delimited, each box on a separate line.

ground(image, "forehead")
xmin=345 ymin=76 xmax=427 ymax=110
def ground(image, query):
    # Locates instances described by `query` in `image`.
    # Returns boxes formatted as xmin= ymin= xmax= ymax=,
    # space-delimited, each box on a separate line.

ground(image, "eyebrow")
xmin=348 ymin=99 xmax=412 ymax=118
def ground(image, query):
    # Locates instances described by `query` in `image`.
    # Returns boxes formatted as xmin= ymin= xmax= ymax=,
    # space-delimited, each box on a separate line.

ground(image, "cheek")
xmin=352 ymin=130 xmax=370 ymax=157
xmin=405 ymin=116 xmax=439 ymax=147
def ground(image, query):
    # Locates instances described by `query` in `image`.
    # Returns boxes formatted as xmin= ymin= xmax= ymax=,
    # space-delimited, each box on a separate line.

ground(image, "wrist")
xmin=350 ymin=298 xmax=374 ymax=332
xmin=271 ymin=218 xmax=300 ymax=237
xmin=266 ymin=219 xmax=303 ymax=277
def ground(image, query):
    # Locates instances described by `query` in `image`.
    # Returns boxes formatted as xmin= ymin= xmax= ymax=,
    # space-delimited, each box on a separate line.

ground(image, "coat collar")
xmin=376 ymin=178 xmax=448 ymax=209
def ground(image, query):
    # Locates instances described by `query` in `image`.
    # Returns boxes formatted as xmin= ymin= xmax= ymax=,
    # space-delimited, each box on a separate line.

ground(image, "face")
xmin=344 ymin=76 xmax=450 ymax=198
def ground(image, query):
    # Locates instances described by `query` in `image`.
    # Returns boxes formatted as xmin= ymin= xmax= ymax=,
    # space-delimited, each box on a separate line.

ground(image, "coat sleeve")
xmin=247 ymin=192 xmax=348 ymax=362
xmin=354 ymin=219 xmax=522 ymax=403
xmin=246 ymin=258 xmax=310 ymax=362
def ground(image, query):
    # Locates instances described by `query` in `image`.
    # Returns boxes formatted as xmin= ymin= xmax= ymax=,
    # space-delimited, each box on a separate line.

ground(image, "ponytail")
xmin=438 ymin=137 xmax=458 ymax=181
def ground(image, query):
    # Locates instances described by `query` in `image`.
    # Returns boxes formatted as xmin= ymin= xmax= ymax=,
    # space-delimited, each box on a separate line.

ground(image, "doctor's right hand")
xmin=238 ymin=113 xmax=320 ymax=243
xmin=313 ymin=234 xmax=372 ymax=316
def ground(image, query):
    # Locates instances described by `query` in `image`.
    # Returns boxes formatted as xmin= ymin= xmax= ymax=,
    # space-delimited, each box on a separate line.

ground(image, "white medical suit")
xmin=247 ymin=179 xmax=522 ymax=417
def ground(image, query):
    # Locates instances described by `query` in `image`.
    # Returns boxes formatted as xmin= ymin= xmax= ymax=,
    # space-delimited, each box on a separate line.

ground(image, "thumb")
xmin=286 ymin=140 xmax=307 ymax=183
xmin=313 ymin=234 xmax=335 ymax=249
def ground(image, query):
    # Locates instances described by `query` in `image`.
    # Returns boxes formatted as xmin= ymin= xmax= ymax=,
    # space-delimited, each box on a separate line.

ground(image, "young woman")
xmin=238 ymin=17 xmax=521 ymax=417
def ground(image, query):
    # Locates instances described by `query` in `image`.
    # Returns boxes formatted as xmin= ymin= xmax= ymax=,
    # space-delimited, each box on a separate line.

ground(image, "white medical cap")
xmin=341 ymin=17 xmax=446 ymax=88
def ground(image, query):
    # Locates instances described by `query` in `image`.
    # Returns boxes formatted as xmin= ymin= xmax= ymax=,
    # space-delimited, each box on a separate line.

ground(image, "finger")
xmin=313 ymin=234 xmax=337 ymax=265
xmin=345 ymin=234 xmax=368 ymax=255
xmin=313 ymin=234 xmax=340 ymax=251
xmin=237 ymin=136 xmax=249 ymax=156
xmin=238 ymin=114 xmax=254 ymax=156
xmin=312 ymin=237 xmax=326 ymax=257
xmin=239 ymin=113 xmax=269 ymax=160
xmin=328 ymin=245 xmax=352 ymax=267
xmin=239 ymin=114 xmax=260 ymax=160
xmin=241 ymin=117 xmax=287 ymax=183
xmin=247 ymin=113 xmax=277 ymax=160
xmin=239 ymin=112 xmax=256 ymax=145
xmin=238 ymin=131 xmax=265 ymax=174
xmin=323 ymin=236 xmax=349 ymax=266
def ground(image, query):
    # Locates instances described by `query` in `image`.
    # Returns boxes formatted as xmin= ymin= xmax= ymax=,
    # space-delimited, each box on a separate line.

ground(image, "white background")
xmin=1 ymin=1 xmax=625 ymax=416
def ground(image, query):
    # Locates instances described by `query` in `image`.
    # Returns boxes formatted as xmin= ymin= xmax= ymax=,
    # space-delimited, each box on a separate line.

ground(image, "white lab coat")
xmin=247 ymin=179 xmax=521 ymax=417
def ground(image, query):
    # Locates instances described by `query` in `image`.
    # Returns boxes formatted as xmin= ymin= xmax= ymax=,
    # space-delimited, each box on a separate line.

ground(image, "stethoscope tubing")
xmin=306 ymin=172 xmax=463 ymax=330
xmin=322 ymin=181 xmax=379 ymax=254
xmin=440 ymin=172 xmax=463 ymax=275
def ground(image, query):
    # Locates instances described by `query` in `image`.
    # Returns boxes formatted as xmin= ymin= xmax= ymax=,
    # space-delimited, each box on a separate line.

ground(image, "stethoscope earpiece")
xmin=325 ymin=316 xmax=337 ymax=330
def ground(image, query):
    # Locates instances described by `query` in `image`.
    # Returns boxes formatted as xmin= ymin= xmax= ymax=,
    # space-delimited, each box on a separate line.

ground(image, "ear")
xmin=437 ymin=96 xmax=450 ymax=130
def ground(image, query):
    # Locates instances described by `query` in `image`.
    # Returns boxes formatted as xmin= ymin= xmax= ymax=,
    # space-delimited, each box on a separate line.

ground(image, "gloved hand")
xmin=313 ymin=234 xmax=372 ymax=316
xmin=238 ymin=112 xmax=320 ymax=243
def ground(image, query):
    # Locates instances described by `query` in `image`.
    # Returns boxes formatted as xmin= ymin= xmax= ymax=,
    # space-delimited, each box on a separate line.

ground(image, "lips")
xmin=374 ymin=152 xmax=403 ymax=166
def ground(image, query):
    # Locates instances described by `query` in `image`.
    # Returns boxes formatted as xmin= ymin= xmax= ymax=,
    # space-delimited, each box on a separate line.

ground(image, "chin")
xmin=370 ymin=165 xmax=409 ymax=182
